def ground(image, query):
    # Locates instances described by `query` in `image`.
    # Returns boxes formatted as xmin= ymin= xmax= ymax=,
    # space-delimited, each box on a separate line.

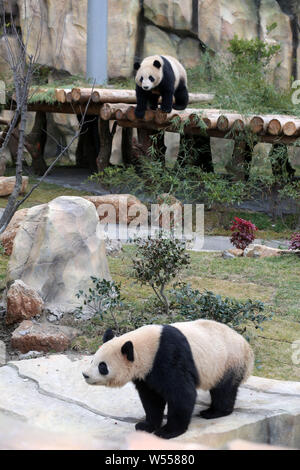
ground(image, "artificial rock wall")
xmin=2 ymin=0 xmax=300 ymax=88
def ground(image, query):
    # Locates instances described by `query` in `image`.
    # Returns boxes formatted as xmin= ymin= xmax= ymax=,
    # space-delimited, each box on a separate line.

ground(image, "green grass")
xmin=72 ymin=245 xmax=300 ymax=381
xmin=0 ymin=176 xmax=91 ymax=210
xmin=114 ymin=247 xmax=300 ymax=381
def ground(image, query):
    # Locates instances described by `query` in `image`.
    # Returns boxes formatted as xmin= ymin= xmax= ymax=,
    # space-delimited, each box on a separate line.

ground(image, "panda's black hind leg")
xmin=173 ymin=79 xmax=189 ymax=111
xmin=199 ymin=368 xmax=243 ymax=420
xmin=134 ymin=379 xmax=166 ymax=433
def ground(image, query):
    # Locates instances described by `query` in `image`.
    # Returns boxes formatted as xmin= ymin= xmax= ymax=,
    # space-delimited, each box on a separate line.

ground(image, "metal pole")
xmin=86 ymin=0 xmax=108 ymax=85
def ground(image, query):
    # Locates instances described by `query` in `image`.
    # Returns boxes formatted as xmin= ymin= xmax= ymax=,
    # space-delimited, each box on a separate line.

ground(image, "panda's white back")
xmin=172 ymin=319 xmax=254 ymax=390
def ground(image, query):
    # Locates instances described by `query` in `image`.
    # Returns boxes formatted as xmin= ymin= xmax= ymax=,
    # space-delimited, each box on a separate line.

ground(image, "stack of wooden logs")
xmin=51 ymin=88 xmax=300 ymax=143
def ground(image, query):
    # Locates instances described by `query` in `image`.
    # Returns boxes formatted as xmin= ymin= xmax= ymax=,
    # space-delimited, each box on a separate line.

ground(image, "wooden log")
xmin=188 ymin=93 xmax=215 ymax=104
xmin=66 ymin=91 xmax=73 ymax=103
xmin=217 ymin=113 xmax=246 ymax=132
xmin=100 ymin=103 xmax=129 ymax=120
xmin=268 ymin=118 xmax=282 ymax=135
xmin=250 ymin=115 xmax=276 ymax=134
xmin=283 ymin=119 xmax=300 ymax=136
xmin=91 ymin=89 xmax=137 ymax=104
xmin=55 ymin=88 xmax=72 ymax=103
xmin=71 ymin=87 xmax=94 ymax=103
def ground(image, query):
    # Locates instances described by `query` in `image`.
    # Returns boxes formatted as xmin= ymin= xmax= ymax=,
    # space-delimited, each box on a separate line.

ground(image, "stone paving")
xmin=0 ymin=354 xmax=299 ymax=449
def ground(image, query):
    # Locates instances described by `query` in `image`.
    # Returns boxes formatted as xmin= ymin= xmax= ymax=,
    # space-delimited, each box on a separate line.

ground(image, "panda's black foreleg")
xmin=154 ymin=386 xmax=196 ymax=439
xmin=149 ymin=93 xmax=159 ymax=111
xmin=135 ymin=86 xmax=149 ymax=119
xmin=173 ymin=81 xmax=189 ymax=111
xmin=134 ymin=379 xmax=166 ymax=433
xmin=200 ymin=369 xmax=242 ymax=419
xmin=160 ymin=89 xmax=174 ymax=114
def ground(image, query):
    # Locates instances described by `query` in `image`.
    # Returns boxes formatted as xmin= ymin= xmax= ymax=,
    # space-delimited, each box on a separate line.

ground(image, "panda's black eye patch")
xmin=149 ymin=76 xmax=155 ymax=82
xmin=98 ymin=362 xmax=108 ymax=375
xmin=140 ymin=76 xmax=143 ymax=82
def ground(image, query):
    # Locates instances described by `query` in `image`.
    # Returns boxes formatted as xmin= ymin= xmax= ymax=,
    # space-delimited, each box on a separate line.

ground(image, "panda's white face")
xmin=135 ymin=59 xmax=162 ymax=91
xmin=82 ymin=339 xmax=135 ymax=388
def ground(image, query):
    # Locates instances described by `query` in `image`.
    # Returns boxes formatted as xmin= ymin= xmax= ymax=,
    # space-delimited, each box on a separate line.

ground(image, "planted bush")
xmin=230 ymin=216 xmax=258 ymax=251
xmin=132 ymin=232 xmax=190 ymax=314
xmin=289 ymin=233 xmax=300 ymax=251
xmin=76 ymin=277 xmax=122 ymax=332
xmin=169 ymin=283 xmax=270 ymax=338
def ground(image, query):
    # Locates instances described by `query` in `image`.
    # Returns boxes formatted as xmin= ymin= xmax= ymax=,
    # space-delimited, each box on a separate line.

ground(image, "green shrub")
xmin=132 ymin=232 xmax=190 ymax=314
xmin=169 ymin=283 xmax=271 ymax=338
xmin=75 ymin=277 xmax=123 ymax=332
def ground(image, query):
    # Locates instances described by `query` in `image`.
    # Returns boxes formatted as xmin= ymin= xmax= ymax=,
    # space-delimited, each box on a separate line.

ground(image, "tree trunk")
xmin=75 ymin=114 xmax=99 ymax=172
xmin=225 ymin=140 xmax=252 ymax=181
xmin=25 ymin=111 xmax=48 ymax=175
xmin=97 ymin=118 xmax=116 ymax=171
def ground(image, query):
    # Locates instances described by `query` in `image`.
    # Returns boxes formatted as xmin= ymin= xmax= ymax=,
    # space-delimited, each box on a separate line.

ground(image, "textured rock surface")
xmin=11 ymin=320 xmax=79 ymax=353
xmin=7 ymin=196 xmax=111 ymax=312
xmin=0 ymin=1 xmax=295 ymax=86
xmin=84 ymin=194 xmax=148 ymax=226
xmin=0 ymin=340 xmax=5 ymax=366
xmin=244 ymin=244 xmax=281 ymax=258
xmin=0 ymin=208 xmax=29 ymax=256
xmin=107 ymin=0 xmax=140 ymax=78
xmin=6 ymin=280 xmax=44 ymax=325
xmin=0 ymin=355 xmax=299 ymax=449
xmin=0 ymin=176 xmax=28 ymax=197
xmin=17 ymin=0 xmax=88 ymax=76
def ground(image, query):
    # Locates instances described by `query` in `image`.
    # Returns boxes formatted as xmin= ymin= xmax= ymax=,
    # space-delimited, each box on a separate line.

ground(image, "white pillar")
xmin=86 ymin=0 xmax=108 ymax=85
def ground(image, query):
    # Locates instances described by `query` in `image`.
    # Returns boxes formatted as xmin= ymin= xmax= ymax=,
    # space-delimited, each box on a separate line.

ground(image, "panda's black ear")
xmin=121 ymin=341 xmax=134 ymax=362
xmin=103 ymin=328 xmax=115 ymax=343
xmin=134 ymin=62 xmax=140 ymax=71
xmin=153 ymin=60 xmax=161 ymax=69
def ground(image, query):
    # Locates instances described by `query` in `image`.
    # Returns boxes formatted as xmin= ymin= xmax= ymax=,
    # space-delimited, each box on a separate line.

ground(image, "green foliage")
xmin=92 ymin=159 xmax=247 ymax=207
xmin=132 ymin=232 xmax=190 ymax=313
xmin=228 ymin=34 xmax=280 ymax=69
xmin=169 ymin=283 xmax=271 ymax=338
xmin=76 ymin=277 xmax=123 ymax=332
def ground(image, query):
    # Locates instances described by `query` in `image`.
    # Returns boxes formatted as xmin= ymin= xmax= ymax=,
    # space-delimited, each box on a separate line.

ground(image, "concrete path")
xmin=0 ymin=354 xmax=299 ymax=449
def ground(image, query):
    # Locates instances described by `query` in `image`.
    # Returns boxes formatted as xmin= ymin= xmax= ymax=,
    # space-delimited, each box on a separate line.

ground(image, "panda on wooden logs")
xmin=133 ymin=55 xmax=189 ymax=119
xmin=82 ymin=319 xmax=254 ymax=439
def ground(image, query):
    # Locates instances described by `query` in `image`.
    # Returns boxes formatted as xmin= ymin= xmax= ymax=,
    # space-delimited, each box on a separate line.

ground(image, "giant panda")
xmin=82 ymin=319 xmax=254 ymax=439
xmin=134 ymin=55 xmax=189 ymax=119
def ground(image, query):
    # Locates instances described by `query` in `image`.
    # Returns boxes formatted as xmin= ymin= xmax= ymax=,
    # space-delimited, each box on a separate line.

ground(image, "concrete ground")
xmin=0 ymin=354 xmax=299 ymax=449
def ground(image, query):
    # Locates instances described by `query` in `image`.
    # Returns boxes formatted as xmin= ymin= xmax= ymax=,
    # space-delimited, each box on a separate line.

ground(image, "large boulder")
xmin=6 ymin=280 xmax=44 ymax=325
xmin=0 ymin=176 xmax=28 ymax=197
xmin=7 ymin=196 xmax=111 ymax=313
xmin=0 ymin=207 xmax=29 ymax=255
xmin=11 ymin=320 xmax=79 ymax=353
xmin=144 ymin=0 xmax=193 ymax=31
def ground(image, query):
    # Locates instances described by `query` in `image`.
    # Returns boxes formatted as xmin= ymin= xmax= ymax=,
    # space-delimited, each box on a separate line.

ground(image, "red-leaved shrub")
xmin=230 ymin=217 xmax=258 ymax=251
xmin=289 ymin=233 xmax=300 ymax=251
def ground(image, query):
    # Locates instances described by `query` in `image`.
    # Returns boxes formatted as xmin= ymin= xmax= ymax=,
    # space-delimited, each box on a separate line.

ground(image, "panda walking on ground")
xmin=83 ymin=320 xmax=254 ymax=439
xmin=134 ymin=55 xmax=189 ymax=119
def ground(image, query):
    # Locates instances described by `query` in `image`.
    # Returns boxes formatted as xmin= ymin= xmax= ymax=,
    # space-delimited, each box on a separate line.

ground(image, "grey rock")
xmin=222 ymin=250 xmax=235 ymax=259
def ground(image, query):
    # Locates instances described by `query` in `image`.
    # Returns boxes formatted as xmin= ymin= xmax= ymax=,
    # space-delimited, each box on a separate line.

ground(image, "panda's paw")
xmin=160 ymin=107 xmax=172 ymax=114
xmin=135 ymin=420 xmax=155 ymax=433
xmin=154 ymin=425 xmax=187 ymax=440
xmin=134 ymin=108 xmax=145 ymax=119
xmin=199 ymin=408 xmax=232 ymax=419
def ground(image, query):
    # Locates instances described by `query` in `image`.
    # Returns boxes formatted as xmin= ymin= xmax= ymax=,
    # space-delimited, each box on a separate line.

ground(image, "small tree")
xmin=76 ymin=278 xmax=122 ymax=333
xmin=230 ymin=217 xmax=258 ymax=251
xmin=132 ymin=232 xmax=190 ymax=314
